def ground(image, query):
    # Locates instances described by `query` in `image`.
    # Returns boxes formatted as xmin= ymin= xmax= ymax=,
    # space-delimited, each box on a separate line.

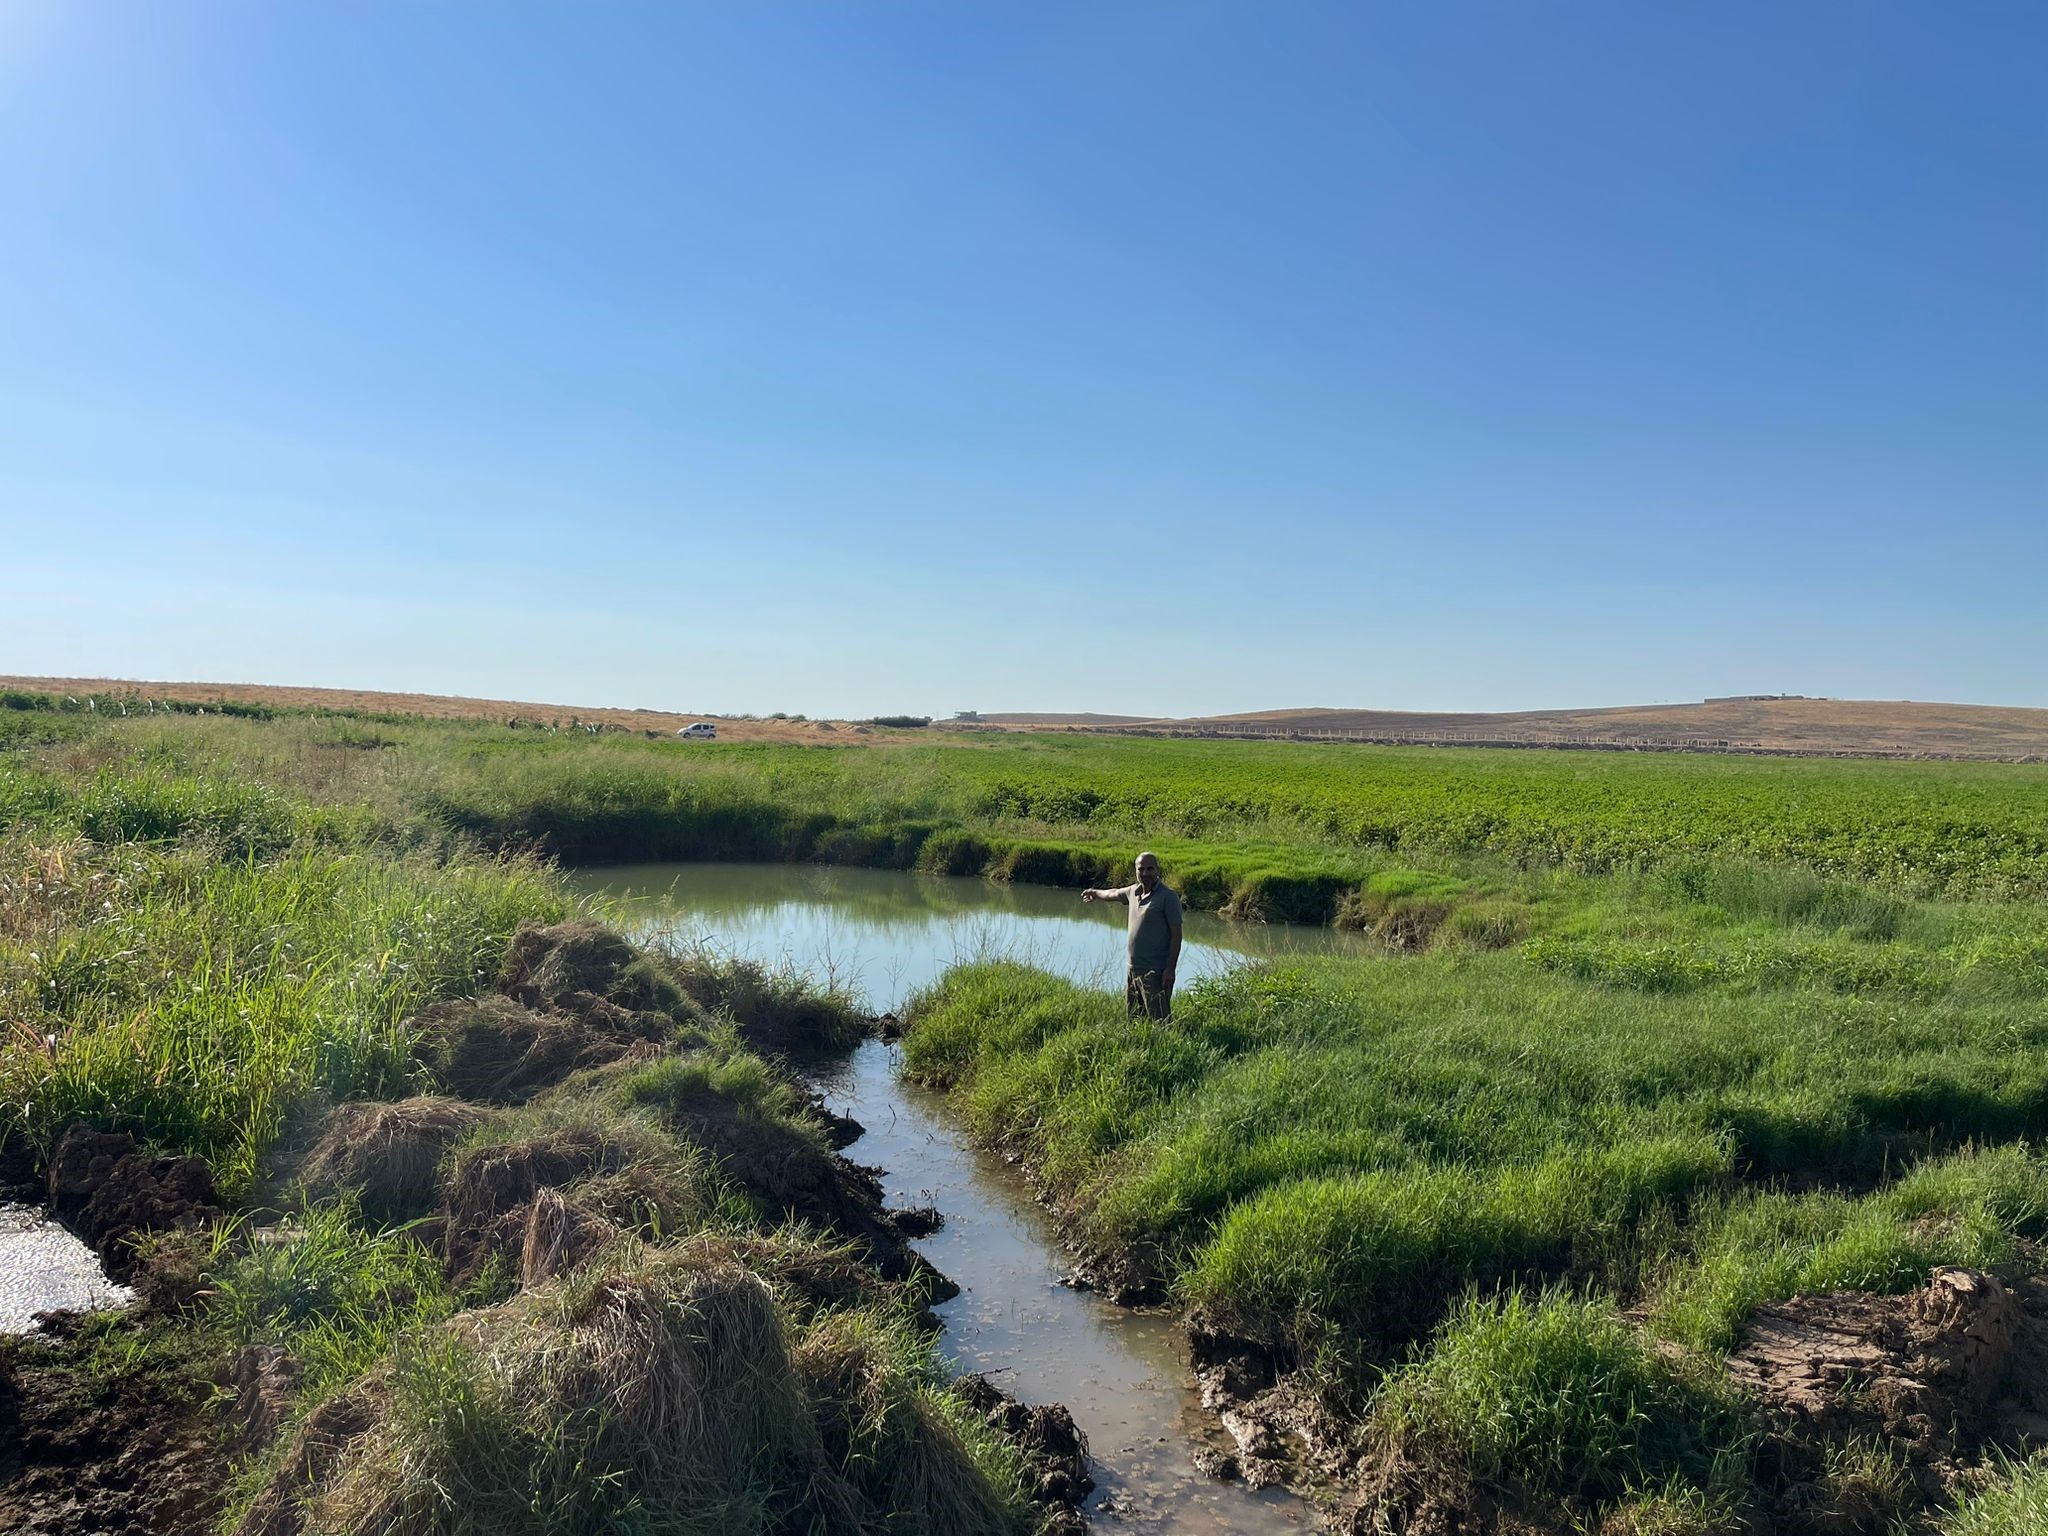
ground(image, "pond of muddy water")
xmin=580 ymin=862 xmax=1351 ymax=1533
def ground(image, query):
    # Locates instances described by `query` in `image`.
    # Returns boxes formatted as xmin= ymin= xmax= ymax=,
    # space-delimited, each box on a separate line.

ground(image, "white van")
xmin=676 ymin=722 xmax=717 ymax=740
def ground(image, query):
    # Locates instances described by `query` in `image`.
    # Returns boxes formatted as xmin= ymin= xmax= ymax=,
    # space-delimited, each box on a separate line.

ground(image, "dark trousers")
xmin=1126 ymin=968 xmax=1173 ymax=1020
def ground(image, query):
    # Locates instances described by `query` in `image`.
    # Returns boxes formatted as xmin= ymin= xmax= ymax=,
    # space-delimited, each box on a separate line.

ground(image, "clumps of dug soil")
xmin=410 ymin=992 xmax=674 ymax=1105
xmin=229 ymin=1378 xmax=382 ymax=1536
xmin=1729 ymin=1265 xmax=2048 ymax=1515
xmin=662 ymin=951 xmax=872 ymax=1057
xmin=45 ymin=1124 xmax=224 ymax=1282
xmin=500 ymin=918 xmax=688 ymax=1016
xmin=408 ymin=921 xmax=722 ymax=1106
xmin=436 ymin=1116 xmax=702 ymax=1288
xmin=412 ymin=920 xmax=881 ymax=1107
xmin=957 ymin=1374 xmax=1094 ymax=1534
xmin=617 ymin=1053 xmax=943 ymax=1291
xmin=0 ymin=1315 xmax=226 ymax=1536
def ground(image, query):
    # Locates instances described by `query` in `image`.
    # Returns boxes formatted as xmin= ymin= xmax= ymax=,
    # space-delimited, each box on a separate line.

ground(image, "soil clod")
xmin=888 ymin=1204 xmax=943 ymax=1237
xmin=45 ymin=1125 xmax=223 ymax=1281
xmin=1729 ymin=1265 xmax=2048 ymax=1506
xmin=958 ymin=1374 xmax=1094 ymax=1533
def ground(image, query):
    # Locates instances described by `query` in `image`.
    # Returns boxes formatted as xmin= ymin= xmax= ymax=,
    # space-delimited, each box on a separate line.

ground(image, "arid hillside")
xmin=10 ymin=678 xmax=2046 ymax=759
xmin=1183 ymin=698 xmax=2048 ymax=758
xmin=0 ymin=677 xmax=864 ymax=743
xmin=980 ymin=697 xmax=2048 ymax=760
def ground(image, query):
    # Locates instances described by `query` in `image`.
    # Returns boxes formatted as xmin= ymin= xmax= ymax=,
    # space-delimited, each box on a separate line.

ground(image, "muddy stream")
xmin=582 ymin=862 xmax=1377 ymax=1532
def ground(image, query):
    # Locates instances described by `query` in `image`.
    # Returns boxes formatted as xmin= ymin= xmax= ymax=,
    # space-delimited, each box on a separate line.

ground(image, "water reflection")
xmin=573 ymin=861 xmax=1374 ymax=1013
xmin=815 ymin=1043 xmax=1308 ymax=1534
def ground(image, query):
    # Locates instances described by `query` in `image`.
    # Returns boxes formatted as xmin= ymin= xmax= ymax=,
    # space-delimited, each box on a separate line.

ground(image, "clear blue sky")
xmin=2 ymin=3 xmax=2042 ymax=718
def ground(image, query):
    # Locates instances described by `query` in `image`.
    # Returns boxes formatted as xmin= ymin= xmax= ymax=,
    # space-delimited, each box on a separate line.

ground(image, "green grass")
xmin=0 ymin=727 xmax=1039 ymax=1534
xmin=1371 ymin=1288 xmax=1750 ymax=1505
xmin=1 ymin=836 xmax=567 ymax=1191
xmin=1651 ymin=1142 xmax=2048 ymax=1351
xmin=10 ymin=699 xmax=2048 ymax=1532
xmin=12 ymin=705 xmax=2048 ymax=911
xmin=202 ymin=1202 xmax=457 ymax=1396
xmin=307 ymin=1247 xmax=1033 ymax=1536
xmin=1939 ymin=1456 xmax=2048 ymax=1535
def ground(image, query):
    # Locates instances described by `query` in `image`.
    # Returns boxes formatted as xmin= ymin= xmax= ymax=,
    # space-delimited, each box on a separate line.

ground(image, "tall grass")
xmin=17 ymin=707 xmax=2048 ymax=912
xmin=1371 ymin=1288 xmax=1750 ymax=1505
xmin=0 ymin=753 xmax=1040 ymax=1532
xmin=1939 ymin=1456 xmax=2048 ymax=1536
xmin=0 ymin=839 xmax=565 ymax=1191
xmin=903 ymin=950 xmax=2048 ymax=1369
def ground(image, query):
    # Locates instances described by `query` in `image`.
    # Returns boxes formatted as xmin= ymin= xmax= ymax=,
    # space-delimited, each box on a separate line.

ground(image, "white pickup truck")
xmin=675 ymin=722 xmax=717 ymax=740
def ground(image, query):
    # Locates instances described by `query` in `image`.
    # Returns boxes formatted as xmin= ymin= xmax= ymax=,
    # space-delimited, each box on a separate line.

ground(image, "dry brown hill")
xmin=10 ymin=677 xmax=2044 ymax=759
xmin=1099 ymin=698 xmax=2048 ymax=759
xmin=0 ymin=677 xmax=866 ymax=744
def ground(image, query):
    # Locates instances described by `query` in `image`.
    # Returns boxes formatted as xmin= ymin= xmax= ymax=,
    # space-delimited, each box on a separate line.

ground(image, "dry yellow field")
xmin=0 ymin=676 xmax=869 ymax=744
xmin=12 ymin=678 xmax=2046 ymax=758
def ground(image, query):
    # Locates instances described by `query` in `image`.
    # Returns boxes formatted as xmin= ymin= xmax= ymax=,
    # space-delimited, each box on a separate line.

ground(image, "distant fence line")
xmin=1042 ymin=722 xmax=2041 ymax=763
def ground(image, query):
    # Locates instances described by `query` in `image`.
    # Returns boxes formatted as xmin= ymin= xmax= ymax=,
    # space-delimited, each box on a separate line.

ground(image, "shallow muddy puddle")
xmin=587 ymin=861 xmax=1337 ymax=1531
xmin=0 ymin=1203 xmax=132 ymax=1333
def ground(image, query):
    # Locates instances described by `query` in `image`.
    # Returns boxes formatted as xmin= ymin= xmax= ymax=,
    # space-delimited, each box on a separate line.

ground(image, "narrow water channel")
xmin=579 ymin=862 xmax=1368 ymax=1532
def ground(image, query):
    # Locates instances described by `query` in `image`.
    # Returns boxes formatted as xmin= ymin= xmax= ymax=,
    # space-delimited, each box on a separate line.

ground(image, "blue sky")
xmin=1 ymin=3 xmax=2042 ymax=717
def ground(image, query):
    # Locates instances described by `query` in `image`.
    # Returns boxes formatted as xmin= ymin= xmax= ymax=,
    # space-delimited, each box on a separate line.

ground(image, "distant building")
xmin=952 ymin=710 xmax=983 ymax=721
xmin=1705 ymin=694 xmax=1817 ymax=704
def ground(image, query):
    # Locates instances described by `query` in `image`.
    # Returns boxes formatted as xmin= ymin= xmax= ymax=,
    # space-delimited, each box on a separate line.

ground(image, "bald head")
xmin=1135 ymin=851 xmax=1160 ymax=890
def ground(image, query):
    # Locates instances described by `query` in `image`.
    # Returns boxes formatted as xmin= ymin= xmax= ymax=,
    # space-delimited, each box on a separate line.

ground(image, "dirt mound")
xmin=1728 ymin=1267 xmax=2048 ymax=1497
xmin=438 ymin=1123 xmax=647 ymax=1285
xmin=1336 ymin=1445 xmax=1572 ymax=1536
xmin=45 ymin=1125 xmax=223 ymax=1281
xmin=889 ymin=1205 xmax=943 ymax=1238
xmin=228 ymin=1378 xmax=382 ymax=1536
xmin=669 ymin=963 xmax=871 ymax=1057
xmin=0 ymin=1323 xmax=224 ymax=1535
xmin=667 ymin=1229 xmax=901 ymax=1320
xmin=282 ymin=1256 xmax=826 ymax=1530
xmin=298 ymin=1098 xmax=485 ymax=1224
xmin=220 ymin=1343 xmax=302 ymax=1458
xmin=412 ymin=994 xmax=669 ymax=1105
xmin=807 ymin=1096 xmax=865 ymax=1149
xmin=634 ymin=1073 xmax=946 ymax=1294
xmin=501 ymin=919 xmax=691 ymax=1018
xmin=957 ymin=1375 xmax=1093 ymax=1532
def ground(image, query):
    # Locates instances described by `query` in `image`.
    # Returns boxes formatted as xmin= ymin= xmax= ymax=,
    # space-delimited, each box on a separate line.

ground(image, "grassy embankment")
xmin=9 ymin=696 xmax=2048 ymax=1529
xmin=0 ymin=710 xmax=1045 ymax=1533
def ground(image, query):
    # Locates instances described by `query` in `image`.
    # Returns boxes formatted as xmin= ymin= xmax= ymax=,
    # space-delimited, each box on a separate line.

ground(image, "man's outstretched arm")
xmin=1081 ymin=884 xmax=1130 ymax=904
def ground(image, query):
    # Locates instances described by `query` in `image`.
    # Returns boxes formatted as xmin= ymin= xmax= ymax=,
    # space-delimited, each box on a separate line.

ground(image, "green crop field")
xmin=5 ymin=693 xmax=2048 ymax=1533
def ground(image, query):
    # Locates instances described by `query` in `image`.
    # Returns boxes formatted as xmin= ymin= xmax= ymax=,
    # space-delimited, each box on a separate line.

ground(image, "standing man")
xmin=1083 ymin=851 xmax=1184 ymax=1019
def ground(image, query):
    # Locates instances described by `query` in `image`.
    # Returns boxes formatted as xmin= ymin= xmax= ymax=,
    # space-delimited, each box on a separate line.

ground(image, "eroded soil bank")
xmin=0 ymin=921 xmax=1088 ymax=1534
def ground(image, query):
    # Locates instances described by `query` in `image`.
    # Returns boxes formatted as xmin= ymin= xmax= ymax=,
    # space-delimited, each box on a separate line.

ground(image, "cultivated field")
xmin=4 ymin=691 xmax=2048 ymax=1533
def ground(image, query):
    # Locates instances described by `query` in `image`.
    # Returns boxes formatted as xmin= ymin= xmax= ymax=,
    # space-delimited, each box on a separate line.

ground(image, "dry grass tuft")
xmin=298 ymin=1097 xmax=485 ymax=1224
